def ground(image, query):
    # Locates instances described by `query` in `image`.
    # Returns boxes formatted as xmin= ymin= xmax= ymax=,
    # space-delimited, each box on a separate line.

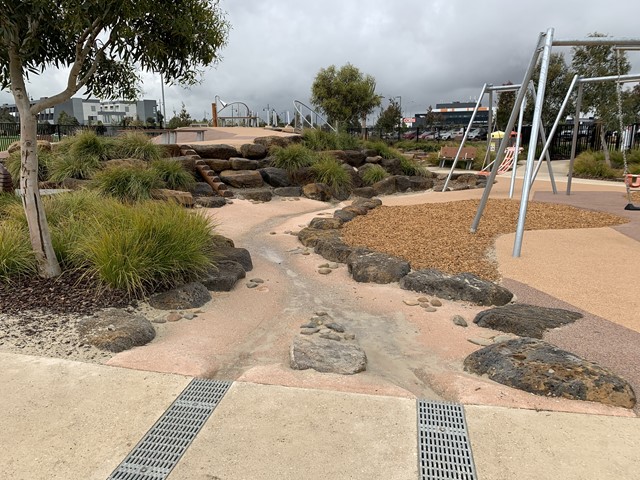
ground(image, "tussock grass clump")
xmin=0 ymin=223 xmax=36 ymax=282
xmin=0 ymin=192 xmax=21 ymax=217
xmin=361 ymin=164 xmax=388 ymax=185
xmin=364 ymin=141 xmax=405 ymax=161
xmin=573 ymin=151 xmax=620 ymax=179
xmin=271 ymin=143 xmax=317 ymax=172
xmin=5 ymin=150 xmax=54 ymax=184
xmin=58 ymin=129 xmax=110 ymax=161
xmin=151 ymin=159 xmax=196 ymax=191
xmin=112 ymin=132 xmax=164 ymax=161
xmin=76 ymin=201 xmax=215 ymax=295
xmin=399 ymin=156 xmax=427 ymax=176
xmin=91 ymin=165 xmax=165 ymax=202
xmin=311 ymin=153 xmax=352 ymax=191
xmin=302 ymin=129 xmax=360 ymax=151
xmin=49 ymin=153 xmax=102 ymax=182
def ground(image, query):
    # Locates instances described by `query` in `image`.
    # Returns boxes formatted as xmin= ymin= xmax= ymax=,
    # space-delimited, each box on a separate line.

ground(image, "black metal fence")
xmin=351 ymin=123 xmax=640 ymax=159
xmin=0 ymin=123 xmax=166 ymax=152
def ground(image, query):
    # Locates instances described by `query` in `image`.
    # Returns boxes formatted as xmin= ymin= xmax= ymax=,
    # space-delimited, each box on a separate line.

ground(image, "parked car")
xmin=439 ymin=129 xmax=455 ymax=140
xmin=468 ymin=128 xmax=488 ymax=141
xmin=419 ymin=130 xmax=437 ymax=140
xmin=402 ymin=130 xmax=418 ymax=140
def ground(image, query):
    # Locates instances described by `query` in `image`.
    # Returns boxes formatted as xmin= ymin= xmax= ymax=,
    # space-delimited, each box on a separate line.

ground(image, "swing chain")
xmin=615 ymin=47 xmax=633 ymax=201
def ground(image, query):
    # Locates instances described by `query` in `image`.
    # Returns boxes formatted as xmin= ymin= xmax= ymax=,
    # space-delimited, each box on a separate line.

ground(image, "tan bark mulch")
xmin=341 ymin=199 xmax=628 ymax=281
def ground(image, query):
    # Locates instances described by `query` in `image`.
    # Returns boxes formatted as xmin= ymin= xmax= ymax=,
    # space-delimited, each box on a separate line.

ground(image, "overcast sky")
xmin=2 ymin=0 xmax=640 ymax=124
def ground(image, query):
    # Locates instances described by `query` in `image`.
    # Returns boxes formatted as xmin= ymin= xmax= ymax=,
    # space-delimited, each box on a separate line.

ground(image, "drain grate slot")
xmin=107 ymin=379 xmax=231 ymax=480
xmin=417 ymin=400 xmax=477 ymax=480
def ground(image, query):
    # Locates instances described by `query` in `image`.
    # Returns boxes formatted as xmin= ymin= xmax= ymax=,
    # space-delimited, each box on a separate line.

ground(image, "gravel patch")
xmin=341 ymin=199 xmax=627 ymax=281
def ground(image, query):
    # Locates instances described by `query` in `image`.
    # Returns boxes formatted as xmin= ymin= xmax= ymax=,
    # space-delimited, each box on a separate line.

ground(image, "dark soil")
xmin=0 ymin=269 xmax=133 ymax=315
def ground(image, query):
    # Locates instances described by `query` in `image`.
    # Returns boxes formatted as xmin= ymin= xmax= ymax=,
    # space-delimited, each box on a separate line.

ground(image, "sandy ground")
xmin=156 ymin=126 xmax=299 ymax=148
xmin=104 ymin=171 xmax=640 ymax=417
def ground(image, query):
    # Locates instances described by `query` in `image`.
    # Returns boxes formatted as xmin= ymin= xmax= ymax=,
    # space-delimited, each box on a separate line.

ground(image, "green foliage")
xmin=57 ymin=129 xmax=110 ymax=161
xmin=75 ymin=200 xmax=215 ymax=295
xmin=375 ymin=98 xmax=402 ymax=132
xmin=524 ymin=53 xmax=575 ymax=126
xmin=399 ymin=156 xmax=427 ymax=176
xmin=112 ymin=131 xmax=164 ymax=161
xmin=392 ymin=140 xmax=441 ymax=152
xmin=57 ymin=111 xmax=80 ymax=126
xmin=573 ymin=151 xmax=620 ymax=178
xmin=271 ymin=144 xmax=317 ymax=172
xmin=91 ymin=165 xmax=165 ymax=202
xmin=5 ymin=149 xmax=54 ymax=184
xmin=310 ymin=154 xmax=352 ymax=191
xmin=302 ymin=129 xmax=361 ymax=151
xmin=495 ymin=82 xmax=516 ymax=130
xmin=361 ymin=164 xmax=388 ymax=185
xmin=364 ymin=141 xmax=405 ymax=161
xmin=151 ymin=159 xmax=196 ymax=190
xmin=311 ymin=63 xmax=381 ymax=128
xmin=0 ymin=192 xmax=20 ymax=217
xmin=167 ymin=102 xmax=194 ymax=129
xmin=0 ymin=223 xmax=36 ymax=282
xmin=49 ymin=153 xmax=102 ymax=182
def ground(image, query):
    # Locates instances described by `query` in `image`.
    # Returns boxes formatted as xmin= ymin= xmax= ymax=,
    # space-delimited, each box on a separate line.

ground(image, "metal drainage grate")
xmin=417 ymin=400 xmax=478 ymax=480
xmin=107 ymin=378 xmax=232 ymax=480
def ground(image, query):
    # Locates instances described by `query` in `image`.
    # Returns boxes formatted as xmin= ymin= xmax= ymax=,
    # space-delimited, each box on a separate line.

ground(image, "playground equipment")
xmin=471 ymin=28 xmax=640 ymax=257
xmin=293 ymin=100 xmax=336 ymax=132
xmin=211 ymin=96 xmax=259 ymax=127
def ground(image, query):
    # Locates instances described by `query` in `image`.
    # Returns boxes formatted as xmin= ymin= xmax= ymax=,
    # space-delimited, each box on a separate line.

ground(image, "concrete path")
xmin=1 ymin=351 xmax=638 ymax=480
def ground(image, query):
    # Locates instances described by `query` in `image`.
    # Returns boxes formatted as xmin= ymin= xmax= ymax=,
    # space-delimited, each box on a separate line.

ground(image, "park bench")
xmin=437 ymin=146 xmax=476 ymax=170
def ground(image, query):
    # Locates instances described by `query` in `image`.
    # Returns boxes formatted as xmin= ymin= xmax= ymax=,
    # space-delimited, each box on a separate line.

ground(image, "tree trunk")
xmin=600 ymin=126 xmax=612 ymax=167
xmin=14 ymin=96 xmax=62 ymax=278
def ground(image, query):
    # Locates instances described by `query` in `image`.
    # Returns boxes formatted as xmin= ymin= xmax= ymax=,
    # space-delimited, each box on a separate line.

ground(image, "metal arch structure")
xmin=293 ymin=100 xmax=336 ymax=132
xmin=470 ymin=28 xmax=640 ymax=257
xmin=213 ymin=95 xmax=258 ymax=127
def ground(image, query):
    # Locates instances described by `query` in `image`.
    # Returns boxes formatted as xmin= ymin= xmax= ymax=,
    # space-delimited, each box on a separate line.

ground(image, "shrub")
xmin=364 ymin=141 xmax=405 ymax=161
xmin=151 ymin=159 xmax=196 ymax=191
xmin=59 ymin=129 xmax=110 ymax=161
xmin=91 ymin=165 xmax=165 ymax=202
xmin=361 ymin=164 xmax=388 ymax=185
xmin=75 ymin=200 xmax=215 ymax=295
xmin=0 ymin=192 xmax=21 ymax=218
xmin=48 ymin=153 xmax=102 ymax=182
xmin=310 ymin=153 xmax=352 ymax=192
xmin=302 ymin=129 xmax=337 ymax=151
xmin=5 ymin=149 xmax=54 ymax=184
xmin=399 ymin=156 xmax=427 ymax=176
xmin=573 ymin=151 xmax=620 ymax=179
xmin=272 ymin=143 xmax=316 ymax=172
xmin=0 ymin=223 xmax=36 ymax=282
xmin=112 ymin=131 xmax=164 ymax=161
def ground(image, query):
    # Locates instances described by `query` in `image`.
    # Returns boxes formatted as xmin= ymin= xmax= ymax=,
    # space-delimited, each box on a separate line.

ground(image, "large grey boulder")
xmin=371 ymin=176 xmax=397 ymax=196
xmin=219 ymin=170 xmax=264 ymax=188
xmin=191 ymin=182 xmax=214 ymax=197
xmin=474 ymin=304 xmax=583 ymax=338
xmin=149 ymin=282 xmax=212 ymax=310
xmin=259 ymin=167 xmax=291 ymax=187
xmin=199 ymin=261 xmax=246 ymax=291
xmin=253 ymin=135 xmax=302 ymax=150
xmin=78 ymin=308 xmax=155 ymax=352
xmin=230 ymin=157 xmax=260 ymax=170
xmin=343 ymin=150 xmax=367 ymax=168
xmin=400 ymin=269 xmax=513 ymax=306
xmin=302 ymin=183 xmax=331 ymax=202
xmin=347 ymin=250 xmax=410 ymax=284
xmin=188 ymin=143 xmax=238 ymax=159
xmin=309 ymin=217 xmax=344 ymax=230
xmin=314 ymin=237 xmax=358 ymax=263
xmin=297 ymin=228 xmax=340 ymax=248
xmin=273 ymin=186 xmax=302 ymax=197
xmin=216 ymin=245 xmax=253 ymax=272
xmin=464 ymin=338 xmax=636 ymax=408
xmin=240 ymin=143 xmax=268 ymax=160
xmin=290 ymin=335 xmax=367 ymax=375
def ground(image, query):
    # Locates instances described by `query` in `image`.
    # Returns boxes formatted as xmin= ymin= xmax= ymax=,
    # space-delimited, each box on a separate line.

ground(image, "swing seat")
xmin=477 ymin=147 xmax=520 ymax=176
xmin=625 ymin=174 xmax=640 ymax=189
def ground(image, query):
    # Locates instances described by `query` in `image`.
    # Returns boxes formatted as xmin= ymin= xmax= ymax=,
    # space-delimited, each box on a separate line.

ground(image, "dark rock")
xmin=259 ymin=167 xmax=291 ymax=187
xmin=400 ymin=269 xmax=514 ymax=306
xmin=195 ymin=196 xmax=227 ymax=208
xmin=240 ymin=143 xmax=268 ymax=160
xmin=230 ymin=158 xmax=260 ymax=170
xmin=365 ymin=155 xmax=383 ymax=164
xmin=371 ymin=176 xmax=397 ymax=196
xmin=77 ymin=308 xmax=155 ymax=353
xmin=219 ymin=170 xmax=264 ymax=188
xmin=456 ymin=173 xmax=479 ymax=188
xmin=217 ymin=246 xmax=253 ymax=272
xmin=188 ymin=143 xmax=238 ymax=159
xmin=148 ymin=282 xmax=212 ymax=310
xmin=314 ymin=237 xmax=358 ymax=263
xmin=325 ymin=322 xmax=346 ymax=333
xmin=342 ymin=163 xmax=362 ymax=189
xmin=351 ymin=187 xmax=376 ymax=198
xmin=199 ymin=261 xmax=246 ymax=291
xmin=237 ymin=188 xmax=273 ymax=202
xmin=464 ymin=338 xmax=636 ymax=408
xmin=290 ymin=335 xmax=367 ymax=375
xmin=395 ymin=175 xmax=412 ymax=192
xmin=473 ymin=304 xmax=583 ymax=339
xmin=273 ymin=186 xmax=302 ymax=197
xmin=333 ymin=209 xmax=358 ymax=223
xmin=362 ymin=149 xmax=379 ymax=158
xmin=320 ymin=332 xmax=342 ymax=341
xmin=380 ymin=157 xmax=402 ymax=175
xmin=342 ymin=205 xmax=369 ymax=216
xmin=347 ymin=250 xmax=411 ymax=284
xmin=171 ymin=155 xmax=199 ymax=174
xmin=343 ymin=150 xmax=367 ymax=168
xmin=151 ymin=188 xmax=194 ymax=207
xmin=212 ymin=235 xmax=235 ymax=248
xmin=191 ymin=182 xmax=214 ymax=197
xmin=409 ymin=176 xmax=435 ymax=191
xmin=297 ymin=228 xmax=340 ymax=248
xmin=253 ymin=135 xmax=303 ymax=150
xmin=324 ymin=150 xmax=348 ymax=162
xmin=309 ymin=217 xmax=344 ymax=230
xmin=452 ymin=315 xmax=468 ymax=327
xmin=351 ymin=197 xmax=382 ymax=210
xmin=204 ymin=159 xmax=231 ymax=172
xmin=302 ymin=183 xmax=331 ymax=202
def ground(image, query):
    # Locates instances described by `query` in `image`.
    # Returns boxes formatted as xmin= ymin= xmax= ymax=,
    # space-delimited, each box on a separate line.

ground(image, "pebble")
xmin=452 ymin=315 xmax=468 ymax=327
xmin=403 ymin=299 xmax=420 ymax=306
xmin=269 ymin=232 xmax=276 ymax=235
xmin=343 ymin=333 xmax=356 ymax=340
xmin=246 ymin=282 xmax=259 ymax=288
xmin=309 ymin=315 xmax=326 ymax=325
xmin=300 ymin=327 xmax=320 ymax=335
xmin=249 ymin=278 xmax=264 ymax=284
xmin=423 ymin=306 xmax=437 ymax=313
xmin=325 ymin=322 xmax=345 ymax=333
xmin=493 ymin=334 xmax=516 ymax=344
xmin=417 ymin=296 xmax=430 ymax=303
xmin=318 ymin=268 xmax=332 ymax=275
xmin=302 ymin=250 xmax=310 ymax=256
xmin=468 ymin=337 xmax=493 ymax=347
xmin=320 ymin=332 xmax=342 ymax=342
xmin=152 ymin=317 xmax=167 ymax=324
xmin=430 ymin=298 xmax=443 ymax=307
xmin=318 ymin=263 xmax=330 ymax=268
xmin=328 ymin=262 xmax=339 ymax=269
xmin=166 ymin=312 xmax=182 ymax=322
xmin=300 ymin=323 xmax=316 ymax=329
xmin=315 ymin=312 xmax=329 ymax=317
xmin=183 ymin=313 xmax=196 ymax=320
xmin=319 ymin=328 xmax=332 ymax=334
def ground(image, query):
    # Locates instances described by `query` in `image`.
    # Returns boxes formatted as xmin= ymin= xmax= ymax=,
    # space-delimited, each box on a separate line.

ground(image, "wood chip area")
xmin=341 ymin=199 xmax=628 ymax=281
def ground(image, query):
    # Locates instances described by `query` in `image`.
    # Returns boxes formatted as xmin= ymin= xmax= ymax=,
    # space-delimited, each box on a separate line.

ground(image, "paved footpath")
xmin=1 ymin=352 xmax=639 ymax=480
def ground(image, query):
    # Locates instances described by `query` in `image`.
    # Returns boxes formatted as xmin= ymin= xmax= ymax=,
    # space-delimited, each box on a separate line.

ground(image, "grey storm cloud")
xmin=2 ymin=0 xmax=640 ymax=123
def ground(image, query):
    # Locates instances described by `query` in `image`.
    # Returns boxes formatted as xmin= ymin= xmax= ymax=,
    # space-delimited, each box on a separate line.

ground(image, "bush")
xmin=364 ymin=141 xmax=405 ymax=161
xmin=302 ymin=129 xmax=361 ymax=151
xmin=75 ymin=200 xmax=215 ymax=295
xmin=48 ymin=153 xmax=102 ymax=182
xmin=5 ymin=149 xmax=54 ymax=184
xmin=58 ymin=129 xmax=110 ymax=161
xmin=0 ymin=223 xmax=36 ymax=282
xmin=111 ymin=131 xmax=164 ymax=161
xmin=272 ymin=143 xmax=317 ymax=172
xmin=361 ymin=164 xmax=388 ymax=185
xmin=151 ymin=159 xmax=196 ymax=191
xmin=0 ymin=192 xmax=21 ymax=218
xmin=310 ymin=153 xmax=352 ymax=192
xmin=399 ymin=156 xmax=427 ymax=176
xmin=573 ymin=151 xmax=620 ymax=179
xmin=91 ymin=165 xmax=165 ymax=202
